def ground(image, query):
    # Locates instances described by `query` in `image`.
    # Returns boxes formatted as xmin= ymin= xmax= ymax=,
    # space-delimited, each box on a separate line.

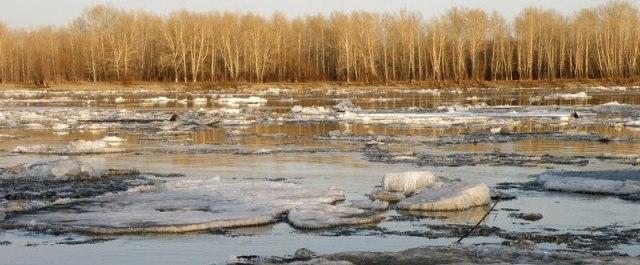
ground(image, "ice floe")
xmin=397 ymin=182 xmax=491 ymax=211
xmin=218 ymin=96 xmax=267 ymax=106
xmin=602 ymin=101 xmax=623 ymax=106
xmin=52 ymin=123 xmax=70 ymax=132
xmin=5 ymin=179 xmax=345 ymax=234
xmin=193 ymin=97 xmax=208 ymax=105
xmin=144 ymin=96 xmax=176 ymax=105
xmin=543 ymin=92 xmax=591 ymax=100
xmin=13 ymin=136 xmax=127 ymax=155
xmin=291 ymin=105 xmax=333 ymax=115
xmin=332 ymin=99 xmax=359 ymax=112
xmin=0 ymin=159 xmax=93 ymax=180
xmin=0 ymin=159 xmax=149 ymax=216
xmin=288 ymin=203 xmax=385 ymax=229
xmin=535 ymin=171 xmax=640 ymax=197
xmin=416 ymin=89 xmax=441 ymax=95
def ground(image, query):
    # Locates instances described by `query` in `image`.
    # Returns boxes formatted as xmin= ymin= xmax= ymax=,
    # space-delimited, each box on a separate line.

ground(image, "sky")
xmin=0 ymin=0 xmax=613 ymax=28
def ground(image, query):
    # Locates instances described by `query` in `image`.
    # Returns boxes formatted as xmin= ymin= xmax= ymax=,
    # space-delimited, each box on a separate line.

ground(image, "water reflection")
xmin=397 ymin=206 xmax=490 ymax=224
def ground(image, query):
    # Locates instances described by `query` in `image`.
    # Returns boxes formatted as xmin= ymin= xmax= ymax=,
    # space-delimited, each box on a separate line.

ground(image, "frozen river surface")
xmin=0 ymin=86 xmax=639 ymax=264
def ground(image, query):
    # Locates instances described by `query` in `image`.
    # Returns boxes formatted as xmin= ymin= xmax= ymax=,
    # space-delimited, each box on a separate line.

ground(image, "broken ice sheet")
xmin=535 ymin=169 xmax=640 ymax=199
xmin=13 ymin=136 xmax=127 ymax=155
xmin=397 ymin=182 xmax=491 ymax=211
xmin=288 ymin=203 xmax=385 ymax=229
xmin=4 ymin=179 xmax=345 ymax=234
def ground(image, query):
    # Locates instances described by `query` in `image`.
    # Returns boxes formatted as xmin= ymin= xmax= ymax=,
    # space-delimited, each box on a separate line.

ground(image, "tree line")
xmin=0 ymin=1 xmax=639 ymax=85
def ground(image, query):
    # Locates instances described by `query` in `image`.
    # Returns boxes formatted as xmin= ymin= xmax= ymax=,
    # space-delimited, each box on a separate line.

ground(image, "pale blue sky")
xmin=1 ymin=0 xmax=616 ymax=28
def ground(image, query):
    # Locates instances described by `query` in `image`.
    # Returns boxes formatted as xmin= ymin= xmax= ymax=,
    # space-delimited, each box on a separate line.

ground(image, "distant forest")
xmin=0 ymin=1 xmax=639 ymax=85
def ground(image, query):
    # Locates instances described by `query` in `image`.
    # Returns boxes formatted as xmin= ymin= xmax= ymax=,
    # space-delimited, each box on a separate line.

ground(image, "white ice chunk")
xmin=143 ymin=97 xmax=176 ymax=105
xmin=288 ymin=204 xmax=384 ymax=229
xmin=67 ymin=138 xmax=114 ymax=153
xmin=544 ymin=92 xmax=591 ymax=100
xmin=13 ymin=136 xmax=126 ymax=155
xmin=217 ymin=96 xmax=267 ymax=106
xmin=52 ymin=123 xmax=70 ymax=132
xmin=465 ymin=96 xmax=484 ymax=101
xmin=291 ymin=105 xmax=333 ymax=115
xmin=101 ymin=136 xmax=127 ymax=147
xmin=193 ymin=97 xmax=208 ymax=104
xmin=1 ymin=159 xmax=95 ymax=181
xmin=333 ymin=99 xmax=359 ymax=112
xmin=397 ymin=182 xmax=491 ymax=211
xmin=417 ymin=89 xmax=441 ymax=96
xmin=536 ymin=174 xmax=640 ymax=196
xmin=382 ymin=171 xmax=439 ymax=194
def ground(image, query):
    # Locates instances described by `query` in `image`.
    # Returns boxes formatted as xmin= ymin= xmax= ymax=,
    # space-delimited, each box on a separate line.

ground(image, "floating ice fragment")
xmin=13 ymin=136 xmax=126 ymax=155
xmin=0 ymin=159 xmax=95 ymax=180
xmin=397 ymin=182 xmax=491 ymax=211
xmin=535 ymin=173 xmax=640 ymax=197
xmin=288 ymin=204 xmax=385 ymax=229
xmin=417 ymin=89 xmax=441 ymax=95
xmin=291 ymin=105 xmax=332 ymax=115
xmin=333 ymin=99 xmax=359 ymax=112
xmin=102 ymin=136 xmax=127 ymax=147
xmin=52 ymin=123 xmax=70 ymax=132
xmin=143 ymin=97 xmax=176 ymax=105
xmin=544 ymin=92 xmax=590 ymax=100
xmin=382 ymin=171 xmax=439 ymax=194
xmin=217 ymin=96 xmax=267 ymax=106
xmin=193 ymin=97 xmax=208 ymax=104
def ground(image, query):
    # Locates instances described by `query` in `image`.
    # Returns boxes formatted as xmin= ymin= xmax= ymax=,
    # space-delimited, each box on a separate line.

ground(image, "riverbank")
xmin=2 ymin=78 xmax=640 ymax=92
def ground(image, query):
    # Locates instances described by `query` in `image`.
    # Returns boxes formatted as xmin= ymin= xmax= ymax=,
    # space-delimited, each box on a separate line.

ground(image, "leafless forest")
xmin=0 ymin=1 xmax=639 ymax=85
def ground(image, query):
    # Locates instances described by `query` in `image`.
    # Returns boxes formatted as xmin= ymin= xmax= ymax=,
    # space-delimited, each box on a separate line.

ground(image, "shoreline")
xmin=1 ymin=79 xmax=640 ymax=92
